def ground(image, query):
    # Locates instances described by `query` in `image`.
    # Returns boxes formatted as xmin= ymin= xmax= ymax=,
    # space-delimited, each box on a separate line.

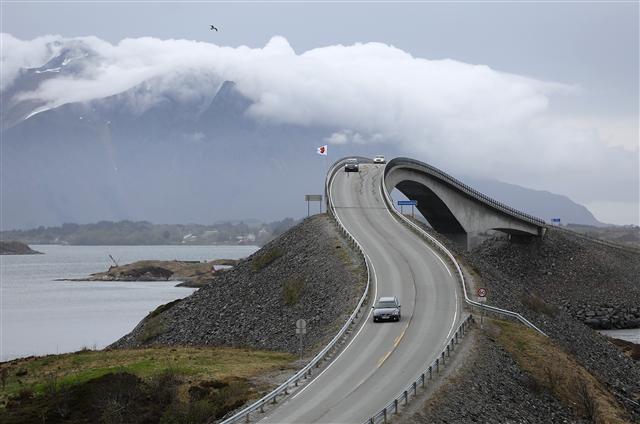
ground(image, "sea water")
xmin=0 ymin=244 xmax=258 ymax=361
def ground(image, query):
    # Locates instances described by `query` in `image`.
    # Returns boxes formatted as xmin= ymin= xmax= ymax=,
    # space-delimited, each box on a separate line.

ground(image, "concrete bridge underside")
xmin=384 ymin=164 xmax=546 ymax=250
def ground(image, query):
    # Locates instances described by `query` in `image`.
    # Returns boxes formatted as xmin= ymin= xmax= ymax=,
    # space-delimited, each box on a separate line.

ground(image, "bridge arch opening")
xmin=394 ymin=180 xmax=469 ymax=248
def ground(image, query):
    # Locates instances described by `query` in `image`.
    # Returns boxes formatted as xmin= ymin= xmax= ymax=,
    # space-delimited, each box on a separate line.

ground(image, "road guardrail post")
xmin=394 ymin=399 xmax=398 ymax=413
xmin=404 ymin=390 xmax=408 ymax=405
xmin=412 ymin=381 xmax=417 ymax=396
xmin=383 ymin=408 xmax=388 ymax=423
xmin=421 ymin=373 xmax=425 ymax=387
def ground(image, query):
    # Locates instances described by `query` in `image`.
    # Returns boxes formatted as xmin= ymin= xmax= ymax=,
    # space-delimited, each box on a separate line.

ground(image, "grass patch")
xmin=282 ymin=278 xmax=305 ymax=306
xmin=251 ymin=247 xmax=284 ymax=271
xmin=494 ymin=320 xmax=630 ymax=423
xmin=0 ymin=346 xmax=293 ymax=422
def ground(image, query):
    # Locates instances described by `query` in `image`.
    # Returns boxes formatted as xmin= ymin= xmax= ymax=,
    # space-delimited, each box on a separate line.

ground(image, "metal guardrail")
xmin=219 ymin=157 xmax=373 ymax=424
xmin=363 ymin=315 xmax=474 ymax=424
xmin=552 ymin=225 xmax=640 ymax=254
xmin=379 ymin=165 xmax=547 ymax=336
xmin=361 ymin=162 xmax=547 ymax=424
xmin=386 ymin=157 xmax=546 ymax=228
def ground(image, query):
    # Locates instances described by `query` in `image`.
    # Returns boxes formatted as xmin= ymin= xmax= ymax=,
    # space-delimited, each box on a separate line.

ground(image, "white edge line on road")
xmin=289 ymin=174 xmax=379 ymax=402
xmin=434 ymin=253 xmax=452 ymax=277
xmin=378 ymin=175 xmax=459 ymax=352
xmin=290 ymin=256 xmax=378 ymax=400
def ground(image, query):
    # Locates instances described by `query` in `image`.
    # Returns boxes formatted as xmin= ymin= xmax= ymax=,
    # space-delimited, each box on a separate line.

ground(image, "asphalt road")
xmin=262 ymin=163 xmax=462 ymax=424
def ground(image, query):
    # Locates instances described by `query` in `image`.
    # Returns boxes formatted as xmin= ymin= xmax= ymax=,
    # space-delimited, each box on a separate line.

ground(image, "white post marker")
xmin=296 ymin=319 xmax=307 ymax=360
xmin=477 ymin=288 xmax=487 ymax=326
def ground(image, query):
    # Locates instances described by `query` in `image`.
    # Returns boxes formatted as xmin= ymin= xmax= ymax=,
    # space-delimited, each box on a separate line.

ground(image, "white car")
xmin=373 ymin=155 xmax=386 ymax=164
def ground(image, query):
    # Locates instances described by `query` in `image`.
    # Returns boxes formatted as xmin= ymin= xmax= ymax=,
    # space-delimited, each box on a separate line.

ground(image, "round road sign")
xmin=477 ymin=288 xmax=487 ymax=298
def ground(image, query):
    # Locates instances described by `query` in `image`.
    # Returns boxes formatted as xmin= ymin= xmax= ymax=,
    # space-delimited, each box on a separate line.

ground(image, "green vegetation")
xmin=251 ymin=247 xmax=284 ymax=271
xmin=137 ymin=315 xmax=167 ymax=343
xmin=494 ymin=320 xmax=630 ymax=424
xmin=282 ymin=278 xmax=305 ymax=306
xmin=148 ymin=299 xmax=182 ymax=319
xmin=0 ymin=347 xmax=293 ymax=423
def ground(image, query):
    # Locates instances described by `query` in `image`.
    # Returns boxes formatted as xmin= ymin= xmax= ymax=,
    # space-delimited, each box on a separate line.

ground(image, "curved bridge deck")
xmin=384 ymin=157 xmax=547 ymax=250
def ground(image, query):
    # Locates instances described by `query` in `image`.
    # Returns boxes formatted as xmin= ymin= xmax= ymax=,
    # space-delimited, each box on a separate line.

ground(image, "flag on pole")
xmin=317 ymin=145 xmax=328 ymax=155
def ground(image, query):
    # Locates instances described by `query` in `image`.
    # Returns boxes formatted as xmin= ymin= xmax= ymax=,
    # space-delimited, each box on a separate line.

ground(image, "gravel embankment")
xmin=404 ymin=330 xmax=583 ymax=424
xmin=474 ymin=228 xmax=640 ymax=330
xmin=410 ymin=223 xmax=640 ymax=421
xmin=111 ymin=214 xmax=366 ymax=354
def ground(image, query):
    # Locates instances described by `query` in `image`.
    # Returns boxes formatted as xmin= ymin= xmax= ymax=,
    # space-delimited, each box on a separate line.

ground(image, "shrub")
xmin=521 ymin=293 xmax=557 ymax=316
xmin=283 ymin=278 xmax=305 ymax=306
xmin=138 ymin=315 xmax=166 ymax=343
xmin=251 ymin=247 xmax=284 ymax=271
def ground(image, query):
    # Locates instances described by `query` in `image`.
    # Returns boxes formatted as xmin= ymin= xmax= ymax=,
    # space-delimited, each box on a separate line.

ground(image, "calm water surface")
xmin=599 ymin=328 xmax=640 ymax=344
xmin=1 ymin=244 xmax=258 ymax=361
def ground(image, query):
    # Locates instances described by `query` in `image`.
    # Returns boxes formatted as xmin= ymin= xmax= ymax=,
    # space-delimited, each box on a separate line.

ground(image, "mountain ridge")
xmin=1 ymin=54 xmax=606 ymax=229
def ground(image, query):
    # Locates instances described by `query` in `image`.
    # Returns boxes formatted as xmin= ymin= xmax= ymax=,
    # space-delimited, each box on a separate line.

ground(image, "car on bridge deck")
xmin=372 ymin=296 xmax=401 ymax=322
xmin=373 ymin=155 xmax=386 ymax=164
xmin=344 ymin=158 xmax=359 ymax=172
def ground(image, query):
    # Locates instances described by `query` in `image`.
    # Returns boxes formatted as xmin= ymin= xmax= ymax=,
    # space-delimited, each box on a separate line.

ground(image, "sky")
xmin=1 ymin=1 xmax=639 ymax=224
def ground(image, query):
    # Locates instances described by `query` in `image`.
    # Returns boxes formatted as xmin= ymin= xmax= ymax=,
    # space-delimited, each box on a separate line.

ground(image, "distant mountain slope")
xmin=466 ymin=177 xmax=605 ymax=226
xmin=1 ymin=49 xmax=606 ymax=229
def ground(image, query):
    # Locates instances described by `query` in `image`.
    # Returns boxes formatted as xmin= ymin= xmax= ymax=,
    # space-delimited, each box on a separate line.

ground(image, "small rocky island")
xmin=0 ymin=241 xmax=42 ymax=255
xmin=65 ymin=259 xmax=239 ymax=287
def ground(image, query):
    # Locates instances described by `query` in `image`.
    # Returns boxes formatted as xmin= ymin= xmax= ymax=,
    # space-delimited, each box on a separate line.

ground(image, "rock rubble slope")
xmin=111 ymin=215 xmax=366 ymax=354
xmin=411 ymin=223 xmax=640 ymax=421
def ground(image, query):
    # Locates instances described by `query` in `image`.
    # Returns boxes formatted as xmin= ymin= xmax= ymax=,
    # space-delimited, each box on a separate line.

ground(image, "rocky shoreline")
xmin=0 ymin=241 xmax=42 ymax=255
xmin=58 ymin=259 xmax=239 ymax=288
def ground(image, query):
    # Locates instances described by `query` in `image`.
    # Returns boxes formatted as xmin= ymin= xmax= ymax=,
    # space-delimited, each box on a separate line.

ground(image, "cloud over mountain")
xmin=2 ymin=33 xmax=637 ymax=222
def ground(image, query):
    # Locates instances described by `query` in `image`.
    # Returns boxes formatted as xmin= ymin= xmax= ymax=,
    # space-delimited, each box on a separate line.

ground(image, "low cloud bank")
xmin=2 ymin=33 xmax=637 ymax=223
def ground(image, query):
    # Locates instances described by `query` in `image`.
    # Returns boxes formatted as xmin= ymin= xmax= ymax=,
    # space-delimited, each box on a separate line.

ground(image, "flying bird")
xmin=210 ymin=25 xmax=218 ymax=31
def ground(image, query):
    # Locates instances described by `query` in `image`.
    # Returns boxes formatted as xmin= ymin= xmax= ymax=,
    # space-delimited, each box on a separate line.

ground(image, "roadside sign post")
xmin=304 ymin=195 xmax=323 ymax=217
xmin=398 ymin=200 xmax=418 ymax=218
xmin=296 ymin=319 xmax=307 ymax=360
xmin=551 ymin=218 xmax=561 ymax=226
xmin=477 ymin=288 xmax=487 ymax=326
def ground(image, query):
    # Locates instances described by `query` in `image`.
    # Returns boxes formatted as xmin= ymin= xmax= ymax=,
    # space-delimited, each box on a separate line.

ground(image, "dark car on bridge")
xmin=372 ymin=296 xmax=401 ymax=322
xmin=344 ymin=158 xmax=359 ymax=172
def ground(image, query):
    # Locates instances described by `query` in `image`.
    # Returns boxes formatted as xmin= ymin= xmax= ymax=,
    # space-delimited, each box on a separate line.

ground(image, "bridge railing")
xmin=386 ymin=157 xmax=546 ymax=228
xmin=359 ymin=164 xmax=547 ymax=423
xmin=218 ymin=157 xmax=373 ymax=424
xmin=379 ymin=165 xmax=547 ymax=335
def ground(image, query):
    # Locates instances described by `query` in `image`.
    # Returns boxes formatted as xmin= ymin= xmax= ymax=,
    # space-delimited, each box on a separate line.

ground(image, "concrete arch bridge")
xmin=384 ymin=157 xmax=547 ymax=250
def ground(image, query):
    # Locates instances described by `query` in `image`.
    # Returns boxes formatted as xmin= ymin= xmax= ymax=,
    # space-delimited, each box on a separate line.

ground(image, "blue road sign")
xmin=398 ymin=200 xmax=418 ymax=206
xmin=551 ymin=218 xmax=561 ymax=223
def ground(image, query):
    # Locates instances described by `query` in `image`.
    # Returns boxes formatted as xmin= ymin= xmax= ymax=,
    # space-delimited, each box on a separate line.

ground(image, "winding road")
xmin=262 ymin=163 xmax=462 ymax=423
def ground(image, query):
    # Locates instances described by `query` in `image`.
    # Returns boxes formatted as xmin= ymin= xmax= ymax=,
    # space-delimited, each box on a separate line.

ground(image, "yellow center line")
xmin=379 ymin=323 xmax=411 ymax=368
xmin=394 ymin=325 xmax=409 ymax=348
xmin=377 ymin=351 xmax=392 ymax=367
